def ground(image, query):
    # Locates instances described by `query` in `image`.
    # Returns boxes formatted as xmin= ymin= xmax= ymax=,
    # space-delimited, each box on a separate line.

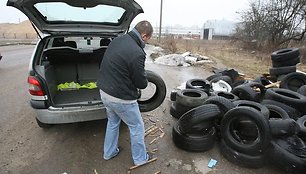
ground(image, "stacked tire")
xmin=269 ymin=48 xmax=300 ymax=77
xmin=169 ymin=49 xmax=306 ymax=173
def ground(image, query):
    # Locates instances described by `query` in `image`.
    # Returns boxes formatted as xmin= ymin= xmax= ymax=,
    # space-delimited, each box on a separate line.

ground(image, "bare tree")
xmin=235 ymin=0 xmax=306 ymax=50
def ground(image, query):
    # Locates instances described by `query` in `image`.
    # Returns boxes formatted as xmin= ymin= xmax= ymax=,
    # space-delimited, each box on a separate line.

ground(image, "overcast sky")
xmin=1 ymin=0 xmax=250 ymax=27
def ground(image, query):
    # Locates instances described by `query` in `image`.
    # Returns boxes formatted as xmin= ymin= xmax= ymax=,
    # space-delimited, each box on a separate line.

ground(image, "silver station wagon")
xmin=7 ymin=0 xmax=166 ymax=128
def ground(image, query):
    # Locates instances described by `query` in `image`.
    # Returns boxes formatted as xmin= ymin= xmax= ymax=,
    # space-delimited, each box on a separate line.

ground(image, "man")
xmin=97 ymin=20 xmax=153 ymax=165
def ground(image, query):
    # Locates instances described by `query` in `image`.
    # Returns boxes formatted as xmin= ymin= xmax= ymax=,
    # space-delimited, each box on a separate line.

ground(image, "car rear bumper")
xmin=35 ymin=105 xmax=106 ymax=124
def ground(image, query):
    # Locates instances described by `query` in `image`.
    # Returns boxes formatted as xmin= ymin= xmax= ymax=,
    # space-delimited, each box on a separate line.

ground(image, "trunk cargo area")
xmin=40 ymin=47 xmax=107 ymax=106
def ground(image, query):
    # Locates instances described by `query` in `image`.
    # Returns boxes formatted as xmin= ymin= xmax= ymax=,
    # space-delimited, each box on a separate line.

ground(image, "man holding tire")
xmin=97 ymin=20 xmax=153 ymax=166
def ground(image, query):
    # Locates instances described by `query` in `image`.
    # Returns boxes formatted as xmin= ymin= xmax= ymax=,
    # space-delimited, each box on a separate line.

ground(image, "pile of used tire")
xmin=170 ymin=48 xmax=306 ymax=174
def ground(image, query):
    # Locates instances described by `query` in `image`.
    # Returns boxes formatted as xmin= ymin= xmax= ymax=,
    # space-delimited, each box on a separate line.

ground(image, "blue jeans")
xmin=100 ymin=92 xmax=148 ymax=165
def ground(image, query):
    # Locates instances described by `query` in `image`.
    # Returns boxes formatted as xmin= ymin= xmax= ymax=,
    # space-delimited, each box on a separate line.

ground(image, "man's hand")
xmin=137 ymin=89 xmax=142 ymax=99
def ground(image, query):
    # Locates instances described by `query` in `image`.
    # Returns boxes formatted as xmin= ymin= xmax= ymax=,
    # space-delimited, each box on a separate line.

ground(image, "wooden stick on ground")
xmin=265 ymin=81 xmax=280 ymax=88
xmin=129 ymin=157 xmax=157 ymax=170
xmin=145 ymin=125 xmax=155 ymax=133
xmin=145 ymin=127 xmax=158 ymax=137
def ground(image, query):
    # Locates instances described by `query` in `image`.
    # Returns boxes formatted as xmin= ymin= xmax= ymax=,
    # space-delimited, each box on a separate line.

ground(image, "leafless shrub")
xmin=163 ymin=35 xmax=177 ymax=53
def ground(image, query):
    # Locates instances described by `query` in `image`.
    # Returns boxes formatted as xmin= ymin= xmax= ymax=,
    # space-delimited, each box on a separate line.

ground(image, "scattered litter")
xmin=129 ymin=158 xmax=157 ymax=170
xmin=149 ymin=117 xmax=156 ymax=123
xmin=153 ymin=171 xmax=161 ymax=174
xmin=208 ymin=159 xmax=218 ymax=168
xmin=145 ymin=126 xmax=159 ymax=137
xmin=149 ymin=137 xmax=159 ymax=144
xmin=150 ymin=148 xmax=158 ymax=153
xmin=93 ymin=169 xmax=98 ymax=174
xmin=211 ymin=80 xmax=232 ymax=92
xmin=153 ymin=51 xmax=212 ymax=67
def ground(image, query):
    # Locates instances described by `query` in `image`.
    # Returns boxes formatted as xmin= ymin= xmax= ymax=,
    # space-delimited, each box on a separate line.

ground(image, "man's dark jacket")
xmin=97 ymin=30 xmax=148 ymax=100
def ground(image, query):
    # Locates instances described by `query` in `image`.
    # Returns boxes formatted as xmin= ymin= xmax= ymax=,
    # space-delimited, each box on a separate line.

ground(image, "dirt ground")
xmin=0 ymin=45 xmax=286 ymax=174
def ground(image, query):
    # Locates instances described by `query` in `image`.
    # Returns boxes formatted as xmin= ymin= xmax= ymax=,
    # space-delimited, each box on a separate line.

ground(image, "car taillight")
xmin=28 ymin=76 xmax=44 ymax=96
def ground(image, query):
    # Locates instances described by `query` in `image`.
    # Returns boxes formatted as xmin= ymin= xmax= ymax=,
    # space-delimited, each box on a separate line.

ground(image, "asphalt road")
xmin=0 ymin=45 xmax=283 ymax=174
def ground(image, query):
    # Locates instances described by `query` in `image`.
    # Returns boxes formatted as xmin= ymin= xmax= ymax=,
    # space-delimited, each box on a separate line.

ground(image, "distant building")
xmin=201 ymin=19 xmax=236 ymax=40
xmin=138 ymin=19 xmax=237 ymax=40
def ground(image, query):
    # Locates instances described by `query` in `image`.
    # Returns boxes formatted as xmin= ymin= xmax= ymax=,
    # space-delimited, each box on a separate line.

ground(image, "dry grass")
xmin=149 ymin=38 xmax=305 ymax=79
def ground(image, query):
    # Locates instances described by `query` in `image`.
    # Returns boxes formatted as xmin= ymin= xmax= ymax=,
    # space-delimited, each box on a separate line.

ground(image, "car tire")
xmin=261 ymin=99 xmax=302 ymax=120
xmin=232 ymin=82 xmax=266 ymax=102
xmin=204 ymin=96 xmax=236 ymax=114
xmin=178 ymin=104 xmax=221 ymax=133
xmin=269 ymin=66 xmax=297 ymax=76
xmin=271 ymin=48 xmax=300 ymax=62
xmin=272 ymin=56 xmax=300 ymax=67
xmin=297 ymin=85 xmax=306 ymax=96
xmin=264 ymin=88 xmax=306 ymax=114
xmin=297 ymin=115 xmax=306 ymax=141
xmin=233 ymin=100 xmax=270 ymax=118
xmin=172 ymin=122 xmax=216 ymax=152
xmin=211 ymin=91 xmax=239 ymax=102
xmin=185 ymin=78 xmax=211 ymax=94
xmin=265 ymin=104 xmax=290 ymax=119
xmin=206 ymin=73 xmax=222 ymax=81
xmin=279 ymin=72 xmax=306 ymax=92
xmin=269 ymin=119 xmax=299 ymax=137
xmin=138 ymin=70 xmax=166 ymax=112
xmin=219 ymin=139 xmax=267 ymax=169
xmin=170 ymin=90 xmax=177 ymax=101
xmin=221 ymin=106 xmax=271 ymax=155
xmin=176 ymin=89 xmax=207 ymax=107
xmin=268 ymin=136 xmax=306 ymax=174
xmin=210 ymin=75 xmax=233 ymax=86
xmin=253 ymin=76 xmax=272 ymax=86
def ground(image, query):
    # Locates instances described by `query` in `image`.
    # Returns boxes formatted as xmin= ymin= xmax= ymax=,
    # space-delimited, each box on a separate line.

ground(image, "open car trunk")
xmin=39 ymin=46 xmax=107 ymax=106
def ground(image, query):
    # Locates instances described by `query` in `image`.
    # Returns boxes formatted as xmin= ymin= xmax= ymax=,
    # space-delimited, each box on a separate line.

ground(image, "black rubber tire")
xmin=271 ymin=48 xmax=300 ymax=62
xmin=272 ymin=56 xmax=300 ymax=67
xmin=232 ymin=82 xmax=266 ymax=102
xmin=172 ymin=122 xmax=216 ymax=152
xmin=221 ymin=106 xmax=271 ymax=155
xmin=261 ymin=99 xmax=302 ymax=120
xmin=219 ymin=140 xmax=267 ymax=169
xmin=170 ymin=90 xmax=177 ymax=101
xmin=265 ymin=104 xmax=290 ymax=119
xmin=231 ymin=79 xmax=250 ymax=88
xmin=170 ymin=102 xmax=180 ymax=118
xmin=269 ymin=119 xmax=299 ymax=137
xmin=211 ymin=91 xmax=239 ymax=102
xmin=206 ymin=73 xmax=222 ymax=81
xmin=219 ymin=69 xmax=240 ymax=82
xmin=297 ymin=85 xmax=306 ymax=96
xmin=268 ymin=137 xmax=306 ymax=174
xmin=36 ymin=118 xmax=52 ymax=128
xmin=176 ymin=89 xmax=207 ymax=107
xmin=204 ymin=96 xmax=236 ymax=115
xmin=178 ymin=104 xmax=221 ymax=134
xmin=279 ymin=72 xmax=306 ymax=92
xmin=264 ymin=88 xmax=306 ymax=114
xmin=253 ymin=76 xmax=272 ymax=86
xmin=185 ymin=78 xmax=211 ymax=94
xmin=233 ymin=100 xmax=270 ymax=118
xmin=210 ymin=75 xmax=233 ymax=86
xmin=269 ymin=66 xmax=296 ymax=76
xmin=138 ymin=70 xmax=166 ymax=112
xmin=297 ymin=115 xmax=306 ymax=141
xmin=173 ymin=102 xmax=196 ymax=119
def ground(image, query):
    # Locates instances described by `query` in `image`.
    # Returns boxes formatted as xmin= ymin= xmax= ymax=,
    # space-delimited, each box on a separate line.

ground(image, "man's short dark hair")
xmin=135 ymin=20 xmax=153 ymax=37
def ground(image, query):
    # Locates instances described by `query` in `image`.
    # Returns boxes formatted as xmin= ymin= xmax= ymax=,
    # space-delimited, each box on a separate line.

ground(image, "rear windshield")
xmin=34 ymin=2 xmax=125 ymax=24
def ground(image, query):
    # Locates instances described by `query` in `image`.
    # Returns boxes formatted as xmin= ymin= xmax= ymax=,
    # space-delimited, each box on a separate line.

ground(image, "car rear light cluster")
xmin=28 ymin=76 xmax=44 ymax=96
